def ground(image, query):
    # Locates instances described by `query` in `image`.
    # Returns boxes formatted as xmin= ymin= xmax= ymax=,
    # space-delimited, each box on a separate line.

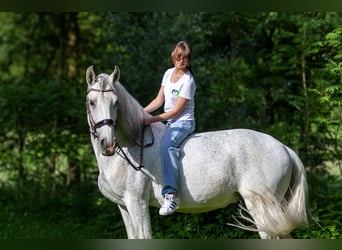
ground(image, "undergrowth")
xmin=0 ymin=171 xmax=340 ymax=239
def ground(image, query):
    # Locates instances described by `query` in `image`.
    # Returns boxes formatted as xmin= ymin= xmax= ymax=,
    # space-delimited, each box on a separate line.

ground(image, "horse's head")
xmin=86 ymin=65 xmax=120 ymax=156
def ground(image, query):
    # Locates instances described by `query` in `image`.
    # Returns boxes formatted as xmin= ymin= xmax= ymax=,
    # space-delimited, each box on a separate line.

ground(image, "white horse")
xmin=85 ymin=66 xmax=308 ymax=239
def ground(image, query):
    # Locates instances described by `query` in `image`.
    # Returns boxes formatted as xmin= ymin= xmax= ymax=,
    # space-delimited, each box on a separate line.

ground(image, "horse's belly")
xmin=177 ymin=190 xmax=240 ymax=213
xmin=178 ymin=160 xmax=239 ymax=212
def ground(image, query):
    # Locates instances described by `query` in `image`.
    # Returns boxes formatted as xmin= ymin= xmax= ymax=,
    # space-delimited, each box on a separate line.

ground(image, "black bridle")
xmin=86 ymin=87 xmax=153 ymax=171
xmin=86 ymin=88 xmax=117 ymax=139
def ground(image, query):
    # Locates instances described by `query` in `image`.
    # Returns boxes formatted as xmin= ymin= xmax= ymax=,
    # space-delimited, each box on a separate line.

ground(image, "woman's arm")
xmin=144 ymin=96 xmax=188 ymax=126
xmin=143 ymin=86 xmax=165 ymax=113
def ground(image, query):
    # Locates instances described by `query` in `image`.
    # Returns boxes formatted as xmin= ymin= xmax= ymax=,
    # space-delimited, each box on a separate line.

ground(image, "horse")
xmin=85 ymin=65 xmax=308 ymax=239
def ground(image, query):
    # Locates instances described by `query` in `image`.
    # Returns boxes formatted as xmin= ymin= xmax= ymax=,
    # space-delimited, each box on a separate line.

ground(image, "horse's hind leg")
xmin=239 ymin=187 xmax=289 ymax=239
xmin=242 ymin=198 xmax=274 ymax=239
xmin=241 ymin=190 xmax=294 ymax=239
xmin=241 ymin=194 xmax=293 ymax=239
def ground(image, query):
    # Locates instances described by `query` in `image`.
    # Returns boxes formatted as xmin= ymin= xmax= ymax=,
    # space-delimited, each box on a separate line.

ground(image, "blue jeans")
xmin=161 ymin=119 xmax=195 ymax=196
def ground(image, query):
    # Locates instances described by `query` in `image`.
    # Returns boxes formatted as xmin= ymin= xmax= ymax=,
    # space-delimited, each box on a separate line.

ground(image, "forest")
xmin=0 ymin=12 xmax=341 ymax=239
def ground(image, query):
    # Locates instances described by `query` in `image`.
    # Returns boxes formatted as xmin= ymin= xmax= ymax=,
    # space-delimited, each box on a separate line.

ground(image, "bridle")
xmin=86 ymin=87 xmax=154 ymax=171
xmin=86 ymin=88 xmax=117 ymax=139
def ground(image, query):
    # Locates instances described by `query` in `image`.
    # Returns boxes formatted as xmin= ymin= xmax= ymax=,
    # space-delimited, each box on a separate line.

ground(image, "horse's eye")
xmin=89 ymin=100 xmax=96 ymax=107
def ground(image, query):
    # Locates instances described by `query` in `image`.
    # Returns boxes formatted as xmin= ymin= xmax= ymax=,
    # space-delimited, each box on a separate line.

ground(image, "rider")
xmin=143 ymin=41 xmax=196 ymax=216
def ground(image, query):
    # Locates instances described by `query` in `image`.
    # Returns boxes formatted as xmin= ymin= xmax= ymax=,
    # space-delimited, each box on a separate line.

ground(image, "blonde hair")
xmin=171 ymin=41 xmax=192 ymax=65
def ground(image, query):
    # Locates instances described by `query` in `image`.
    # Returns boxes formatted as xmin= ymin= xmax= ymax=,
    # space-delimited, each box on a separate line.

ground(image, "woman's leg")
xmin=161 ymin=120 xmax=195 ymax=196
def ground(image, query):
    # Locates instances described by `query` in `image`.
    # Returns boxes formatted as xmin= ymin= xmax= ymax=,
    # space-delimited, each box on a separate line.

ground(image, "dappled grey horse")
xmin=85 ymin=66 xmax=308 ymax=239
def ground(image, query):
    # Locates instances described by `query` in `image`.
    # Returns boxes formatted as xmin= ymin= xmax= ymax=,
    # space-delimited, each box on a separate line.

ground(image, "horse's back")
xmin=182 ymin=128 xmax=288 ymax=166
xmin=183 ymin=128 xmax=292 ymax=185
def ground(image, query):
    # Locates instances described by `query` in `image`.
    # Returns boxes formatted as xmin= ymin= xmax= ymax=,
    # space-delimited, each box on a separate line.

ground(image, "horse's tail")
xmin=283 ymin=146 xmax=309 ymax=228
xmin=230 ymin=146 xmax=308 ymax=238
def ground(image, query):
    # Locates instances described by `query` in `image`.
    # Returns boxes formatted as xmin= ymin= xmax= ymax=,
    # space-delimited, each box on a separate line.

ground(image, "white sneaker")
xmin=159 ymin=193 xmax=179 ymax=216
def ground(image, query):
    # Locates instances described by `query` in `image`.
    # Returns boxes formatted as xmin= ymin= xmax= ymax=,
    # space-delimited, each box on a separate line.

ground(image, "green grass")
xmin=0 ymin=200 xmax=127 ymax=239
xmin=0 ymin=170 xmax=340 ymax=239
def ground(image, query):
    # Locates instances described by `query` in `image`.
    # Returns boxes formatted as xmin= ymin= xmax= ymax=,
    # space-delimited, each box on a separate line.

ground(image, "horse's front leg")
xmin=117 ymin=204 xmax=135 ymax=239
xmin=119 ymin=197 xmax=152 ymax=239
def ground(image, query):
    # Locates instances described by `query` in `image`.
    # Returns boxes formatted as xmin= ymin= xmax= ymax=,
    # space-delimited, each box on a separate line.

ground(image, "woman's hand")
xmin=143 ymin=116 xmax=155 ymax=126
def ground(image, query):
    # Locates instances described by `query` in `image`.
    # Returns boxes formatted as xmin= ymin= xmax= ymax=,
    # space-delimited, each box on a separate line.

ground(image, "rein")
xmin=86 ymin=87 xmax=154 ymax=171
xmin=115 ymin=125 xmax=154 ymax=171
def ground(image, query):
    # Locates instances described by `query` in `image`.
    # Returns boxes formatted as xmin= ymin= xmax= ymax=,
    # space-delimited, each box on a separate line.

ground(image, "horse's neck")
xmin=116 ymin=113 xmax=140 ymax=146
xmin=114 ymin=83 xmax=166 ymax=146
xmin=115 ymin=83 xmax=144 ymax=145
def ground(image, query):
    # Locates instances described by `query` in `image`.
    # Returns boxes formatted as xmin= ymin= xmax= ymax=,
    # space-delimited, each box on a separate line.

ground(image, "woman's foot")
xmin=159 ymin=193 xmax=179 ymax=216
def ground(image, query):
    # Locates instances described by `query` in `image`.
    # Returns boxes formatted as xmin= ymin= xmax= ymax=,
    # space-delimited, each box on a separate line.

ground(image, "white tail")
xmin=284 ymin=146 xmax=309 ymax=228
xmin=229 ymin=147 xmax=308 ymax=238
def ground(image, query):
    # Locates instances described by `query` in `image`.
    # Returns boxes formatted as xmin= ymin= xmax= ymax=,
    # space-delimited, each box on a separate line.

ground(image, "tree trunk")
xmin=301 ymin=20 xmax=313 ymax=168
xmin=68 ymin=13 xmax=79 ymax=80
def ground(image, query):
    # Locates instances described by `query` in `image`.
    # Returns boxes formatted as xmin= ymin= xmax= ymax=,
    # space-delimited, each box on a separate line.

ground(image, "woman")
xmin=143 ymin=41 xmax=196 ymax=216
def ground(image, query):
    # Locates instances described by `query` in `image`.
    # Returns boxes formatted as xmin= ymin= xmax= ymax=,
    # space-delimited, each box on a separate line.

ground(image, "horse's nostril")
xmin=101 ymin=138 xmax=107 ymax=148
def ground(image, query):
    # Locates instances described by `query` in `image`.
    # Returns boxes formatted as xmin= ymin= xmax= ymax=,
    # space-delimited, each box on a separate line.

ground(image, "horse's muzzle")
xmin=101 ymin=138 xmax=117 ymax=156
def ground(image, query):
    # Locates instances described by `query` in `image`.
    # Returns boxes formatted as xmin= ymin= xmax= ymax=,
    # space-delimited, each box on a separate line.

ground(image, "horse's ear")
xmin=86 ymin=65 xmax=95 ymax=86
xmin=110 ymin=65 xmax=120 ymax=84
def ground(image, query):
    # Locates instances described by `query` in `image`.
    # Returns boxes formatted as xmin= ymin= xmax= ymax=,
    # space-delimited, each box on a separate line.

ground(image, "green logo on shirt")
xmin=172 ymin=89 xmax=180 ymax=96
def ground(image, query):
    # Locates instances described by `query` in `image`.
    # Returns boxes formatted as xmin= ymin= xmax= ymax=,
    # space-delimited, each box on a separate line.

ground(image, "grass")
xmin=0 ymin=168 xmax=341 ymax=239
xmin=0 ymin=201 xmax=127 ymax=239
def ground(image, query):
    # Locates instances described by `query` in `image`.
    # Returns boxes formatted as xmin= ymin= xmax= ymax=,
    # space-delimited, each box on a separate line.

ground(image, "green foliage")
xmin=0 ymin=12 xmax=341 ymax=239
xmin=1 ymin=172 xmax=340 ymax=239
xmin=150 ymin=205 xmax=259 ymax=239
xmin=0 ymin=182 xmax=126 ymax=239
xmin=293 ymin=171 xmax=342 ymax=239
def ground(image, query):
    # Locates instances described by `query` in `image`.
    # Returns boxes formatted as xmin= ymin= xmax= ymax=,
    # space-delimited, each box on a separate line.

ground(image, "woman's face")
xmin=173 ymin=49 xmax=190 ymax=70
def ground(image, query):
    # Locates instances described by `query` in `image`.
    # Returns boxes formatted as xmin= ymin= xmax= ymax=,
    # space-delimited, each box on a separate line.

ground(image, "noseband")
xmin=86 ymin=88 xmax=117 ymax=139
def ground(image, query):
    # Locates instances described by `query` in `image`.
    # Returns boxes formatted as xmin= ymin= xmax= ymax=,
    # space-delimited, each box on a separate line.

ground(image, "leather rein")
xmin=86 ymin=87 xmax=154 ymax=171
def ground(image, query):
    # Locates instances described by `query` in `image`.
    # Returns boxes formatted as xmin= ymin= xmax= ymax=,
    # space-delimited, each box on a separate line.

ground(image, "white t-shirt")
xmin=161 ymin=67 xmax=196 ymax=122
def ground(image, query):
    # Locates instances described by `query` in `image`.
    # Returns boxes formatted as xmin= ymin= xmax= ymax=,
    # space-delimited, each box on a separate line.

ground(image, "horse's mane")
xmin=93 ymin=73 xmax=154 ymax=146
xmin=114 ymin=81 xmax=147 ymax=145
